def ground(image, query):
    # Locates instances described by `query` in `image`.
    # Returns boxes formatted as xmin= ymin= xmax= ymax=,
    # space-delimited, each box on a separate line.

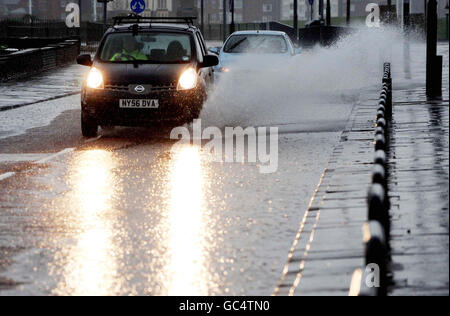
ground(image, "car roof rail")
xmin=113 ymin=14 xmax=197 ymax=27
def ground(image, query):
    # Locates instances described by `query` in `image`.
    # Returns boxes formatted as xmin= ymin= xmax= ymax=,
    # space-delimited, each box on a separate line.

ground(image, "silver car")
xmin=214 ymin=30 xmax=300 ymax=79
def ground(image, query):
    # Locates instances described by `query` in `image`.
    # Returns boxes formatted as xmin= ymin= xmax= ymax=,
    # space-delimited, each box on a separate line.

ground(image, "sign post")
xmin=223 ymin=0 xmax=227 ymax=41
xmin=97 ymin=0 xmax=114 ymax=27
xmin=309 ymin=0 xmax=314 ymax=21
xmin=200 ymin=0 xmax=204 ymax=34
xmin=230 ymin=0 xmax=235 ymax=34
xmin=294 ymin=0 xmax=298 ymax=37
xmin=319 ymin=0 xmax=324 ymax=20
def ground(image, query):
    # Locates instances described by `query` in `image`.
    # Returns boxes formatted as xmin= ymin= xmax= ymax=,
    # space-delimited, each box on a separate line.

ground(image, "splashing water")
xmin=200 ymin=26 xmax=421 ymax=130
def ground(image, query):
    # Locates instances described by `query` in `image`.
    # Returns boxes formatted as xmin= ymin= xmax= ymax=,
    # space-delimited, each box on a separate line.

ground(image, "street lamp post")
xmin=103 ymin=1 xmax=107 ymax=26
xmin=346 ymin=0 xmax=350 ymax=25
xmin=94 ymin=1 xmax=97 ymax=22
xmin=230 ymin=0 xmax=235 ymax=34
xmin=200 ymin=0 xmax=204 ymax=34
xmin=78 ymin=0 xmax=82 ymax=38
xmin=319 ymin=0 xmax=324 ymax=20
xmin=293 ymin=0 xmax=298 ymax=38
xmin=446 ymin=1 xmax=449 ymax=40
xmin=223 ymin=0 xmax=227 ymax=41
xmin=326 ymin=0 xmax=331 ymax=25
xmin=79 ymin=0 xmax=82 ymax=23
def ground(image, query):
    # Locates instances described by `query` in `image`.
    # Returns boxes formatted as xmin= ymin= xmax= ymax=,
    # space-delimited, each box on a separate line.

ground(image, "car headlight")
xmin=86 ymin=67 xmax=104 ymax=89
xmin=177 ymin=68 xmax=198 ymax=90
xmin=218 ymin=67 xmax=230 ymax=73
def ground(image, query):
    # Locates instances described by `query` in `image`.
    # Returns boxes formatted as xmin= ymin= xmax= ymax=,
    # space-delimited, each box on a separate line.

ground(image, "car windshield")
xmin=100 ymin=32 xmax=192 ymax=63
xmin=223 ymin=35 xmax=288 ymax=54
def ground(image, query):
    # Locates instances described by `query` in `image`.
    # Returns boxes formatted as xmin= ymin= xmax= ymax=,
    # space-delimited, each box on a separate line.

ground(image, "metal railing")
xmin=349 ymin=63 xmax=393 ymax=297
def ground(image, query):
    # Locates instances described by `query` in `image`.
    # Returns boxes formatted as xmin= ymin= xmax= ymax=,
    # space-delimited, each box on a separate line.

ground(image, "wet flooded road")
xmin=0 ymin=95 xmax=351 ymax=295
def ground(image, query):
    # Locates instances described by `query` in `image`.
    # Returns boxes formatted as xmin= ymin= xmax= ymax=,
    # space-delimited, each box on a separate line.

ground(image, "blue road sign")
xmin=308 ymin=0 xmax=314 ymax=5
xmin=130 ymin=0 xmax=146 ymax=14
xmin=229 ymin=0 xmax=234 ymax=12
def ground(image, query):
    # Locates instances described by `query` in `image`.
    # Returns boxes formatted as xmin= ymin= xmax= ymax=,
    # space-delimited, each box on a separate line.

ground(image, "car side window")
xmin=194 ymin=32 xmax=205 ymax=63
xmin=195 ymin=32 xmax=206 ymax=56
xmin=197 ymin=31 xmax=208 ymax=54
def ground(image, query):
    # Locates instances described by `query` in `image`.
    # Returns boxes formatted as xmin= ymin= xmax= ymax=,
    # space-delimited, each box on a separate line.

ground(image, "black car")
xmin=76 ymin=15 xmax=218 ymax=137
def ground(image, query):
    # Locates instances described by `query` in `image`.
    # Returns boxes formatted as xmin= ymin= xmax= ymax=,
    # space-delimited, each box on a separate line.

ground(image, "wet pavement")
xmin=0 ymin=109 xmax=346 ymax=295
xmin=0 ymin=65 xmax=87 ymax=111
xmin=274 ymin=43 xmax=449 ymax=296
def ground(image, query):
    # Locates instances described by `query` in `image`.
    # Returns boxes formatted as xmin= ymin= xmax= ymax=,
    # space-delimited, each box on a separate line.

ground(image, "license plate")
xmin=119 ymin=99 xmax=159 ymax=109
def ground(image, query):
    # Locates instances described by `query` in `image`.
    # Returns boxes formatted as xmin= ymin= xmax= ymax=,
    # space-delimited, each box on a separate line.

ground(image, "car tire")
xmin=81 ymin=112 xmax=98 ymax=137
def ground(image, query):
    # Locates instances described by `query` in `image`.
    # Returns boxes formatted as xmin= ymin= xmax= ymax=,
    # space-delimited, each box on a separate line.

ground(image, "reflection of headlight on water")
xmin=53 ymin=149 xmax=119 ymax=296
xmin=165 ymin=145 xmax=210 ymax=295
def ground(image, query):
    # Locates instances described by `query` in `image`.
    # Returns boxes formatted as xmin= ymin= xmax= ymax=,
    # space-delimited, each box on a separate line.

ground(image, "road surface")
xmin=1 ymin=32 xmax=441 ymax=296
xmin=0 ymin=83 xmax=356 ymax=295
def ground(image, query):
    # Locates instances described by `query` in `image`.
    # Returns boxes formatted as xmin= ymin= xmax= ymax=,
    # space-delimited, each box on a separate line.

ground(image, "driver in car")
xmin=110 ymin=36 xmax=148 ymax=61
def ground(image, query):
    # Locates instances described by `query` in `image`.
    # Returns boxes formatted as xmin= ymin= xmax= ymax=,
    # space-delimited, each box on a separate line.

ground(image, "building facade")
xmin=197 ymin=0 xmax=282 ymax=24
xmin=0 ymin=1 xmax=448 ymax=21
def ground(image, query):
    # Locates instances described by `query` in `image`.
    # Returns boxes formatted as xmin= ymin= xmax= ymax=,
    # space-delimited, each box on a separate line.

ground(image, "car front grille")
xmin=104 ymin=84 xmax=129 ymax=92
xmin=104 ymin=84 xmax=177 ymax=92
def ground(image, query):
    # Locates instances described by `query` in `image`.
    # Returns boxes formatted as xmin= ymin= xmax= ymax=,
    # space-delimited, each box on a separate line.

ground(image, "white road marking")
xmin=36 ymin=148 xmax=74 ymax=164
xmin=0 ymin=172 xmax=15 ymax=181
xmin=0 ymin=153 xmax=49 ymax=163
xmin=1 ymin=135 xmax=101 ymax=181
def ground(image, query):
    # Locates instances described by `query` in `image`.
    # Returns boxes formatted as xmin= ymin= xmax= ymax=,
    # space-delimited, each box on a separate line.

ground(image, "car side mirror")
xmin=77 ymin=54 xmax=93 ymax=67
xmin=200 ymin=54 xmax=219 ymax=68
xmin=208 ymin=47 xmax=220 ymax=55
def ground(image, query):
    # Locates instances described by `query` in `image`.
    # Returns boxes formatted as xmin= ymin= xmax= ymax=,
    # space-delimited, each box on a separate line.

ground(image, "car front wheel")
xmin=81 ymin=112 xmax=98 ymax=137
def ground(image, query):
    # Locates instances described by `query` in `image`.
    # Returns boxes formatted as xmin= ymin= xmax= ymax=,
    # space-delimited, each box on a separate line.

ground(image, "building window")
xmin=263 ymin=4 xmax=273 ymax=13
xmin=158 ymin=0 xmax=167 ymax=10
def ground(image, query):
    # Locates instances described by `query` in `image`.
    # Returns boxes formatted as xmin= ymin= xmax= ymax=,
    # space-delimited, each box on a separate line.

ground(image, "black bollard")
xmin=375 ymin=134 xmax=386 ymax=151
xmin=382 ymin=63 xmax=393 ymax=120
xmin=374 ymin=150 xmax=387 ymax=168
xmin=377 ymin=110 xmax=385 ymax=120
xmin=367 ymin=184 xmax=390 ymax=247
xmin=376 ymin=117 xmax=387 ymax=130
xmin=375 ymin=126 xmax=385 ymax=136
xmin=372 ymin=164 xmax=387 ymax=190
xmin=426 ymin=0 xmax=442 ymax=98
xmin=363 ymin=221 xmax=388 ymax=296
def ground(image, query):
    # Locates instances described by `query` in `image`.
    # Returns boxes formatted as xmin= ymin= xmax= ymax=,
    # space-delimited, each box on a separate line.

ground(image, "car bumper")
xmin=82 ymin=87 xmax=204 ymax=126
